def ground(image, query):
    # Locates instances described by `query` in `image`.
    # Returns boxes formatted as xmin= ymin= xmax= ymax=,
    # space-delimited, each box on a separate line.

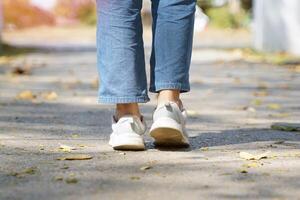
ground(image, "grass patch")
xmin=0 ymin=43 xmax=36 ymax=57
xmin=241 ymin=48 xmax=300 ymax=66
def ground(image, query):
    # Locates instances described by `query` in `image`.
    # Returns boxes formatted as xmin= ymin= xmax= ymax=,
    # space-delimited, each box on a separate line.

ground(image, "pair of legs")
xmin=96 ymin=0 xmax=196 ymax=114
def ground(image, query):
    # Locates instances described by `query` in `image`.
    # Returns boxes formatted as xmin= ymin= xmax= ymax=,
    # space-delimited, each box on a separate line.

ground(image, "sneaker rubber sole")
xmin=150 ymin=118 xmax=190 ymax=147
xmin=109 ymin=135 xmax=145 ymax=151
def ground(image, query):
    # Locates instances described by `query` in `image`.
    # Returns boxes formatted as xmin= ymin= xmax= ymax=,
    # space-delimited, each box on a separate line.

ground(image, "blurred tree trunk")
xmin=228 ymin=0 xmax=241 ymax=14
xmin=254 ymin=0 xmax=300 ymax=55
xmin=0 ymin=0 xmax=2 ymax=52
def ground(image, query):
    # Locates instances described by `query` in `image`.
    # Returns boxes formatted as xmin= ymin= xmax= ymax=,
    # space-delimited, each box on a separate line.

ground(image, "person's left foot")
xmin=149 ymin=102 xmax=190 ymax=147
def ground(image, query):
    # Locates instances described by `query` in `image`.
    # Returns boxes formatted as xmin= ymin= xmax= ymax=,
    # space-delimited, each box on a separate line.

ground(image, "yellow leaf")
xmin=65 ymin=177 xmax=78 ymax=184
xmin=140 ymin=165 xmax=152 ymax=171
xmin=239 ymin=151 xmax=270 ymax=160
xmin=42 ymin=91 xmax=58 ymax=100
xmin=267 ymin=103 xmax=281 ymax=110
xmin=17 ymin=90 xmax=36 ymax=100
xmin=71 ymin=134 xmax=79 ymax=138
xmin=57 ymin=154 xmax=93 ymax=161
xmin=269 ymin=113 xmax=290 ymax=118
xmin=253 ymin=91 xmax=268 ymax=97
xmin=130 ymin=176 xmax=140 ymax=180
xmin=200 ymin=147 xmax=209 ymax=151
xmin=242 ymin=162 xmax=260 ymax=168
xmin=59 ymin=145 xmax=76 ymax=152
xmin=186 ymin=110 xmax=199 ymax=116
xmin=251 ymin=99 xmax=263 ymax=106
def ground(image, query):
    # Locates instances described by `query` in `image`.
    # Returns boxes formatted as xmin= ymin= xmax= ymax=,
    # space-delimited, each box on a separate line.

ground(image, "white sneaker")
xmin=109 ymin=115 xmax=146 ymax=150
xmin=150 ymin=102 xmax=190 ymax=147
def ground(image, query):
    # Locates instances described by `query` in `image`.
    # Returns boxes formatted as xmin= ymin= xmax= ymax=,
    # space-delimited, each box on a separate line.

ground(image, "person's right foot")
xmin=109 ymin=115 xmax=146 ymax=150
xmin=150 ymin=102 xmax=190 ymax=147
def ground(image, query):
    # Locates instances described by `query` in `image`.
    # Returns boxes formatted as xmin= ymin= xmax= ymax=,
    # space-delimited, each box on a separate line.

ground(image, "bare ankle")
xmin=115 ymin=103 xmax=141 ymax=121
xmin=157 ymin=90 xmax=183 ymax=110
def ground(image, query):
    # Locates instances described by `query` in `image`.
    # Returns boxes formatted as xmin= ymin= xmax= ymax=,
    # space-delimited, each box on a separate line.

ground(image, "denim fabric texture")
xmin=96 ymin=0 xmax=196 ymax=104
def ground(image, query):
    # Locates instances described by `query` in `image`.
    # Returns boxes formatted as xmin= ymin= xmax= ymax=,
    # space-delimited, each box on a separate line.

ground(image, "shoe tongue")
xmin=157 ymin=101 xmax=180 ymax=111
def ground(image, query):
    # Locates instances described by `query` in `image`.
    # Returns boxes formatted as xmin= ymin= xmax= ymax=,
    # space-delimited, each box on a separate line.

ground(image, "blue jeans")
xmin=96 ymin=0 xmax=196 ymax=104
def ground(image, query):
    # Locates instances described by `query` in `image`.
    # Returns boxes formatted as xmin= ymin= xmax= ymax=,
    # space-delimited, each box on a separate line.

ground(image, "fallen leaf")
xmin=257 ymin=83 xmax=268 ymax=90
xmin=186 ymin=110 xmax=199 ymax=117
xmin=130 ymin=176 xmax=140 ymax=180
xmin=71 ymin=134 xmax=79 ymax=138
xmin=200 ymin=147 xmax=209 ymax=151
xmin=239 ymin=169 xmax=248 ymax=174
xmin=60 ymin=165 xmax=69 ymax=169
xmin=65 ymin=177 xmax=78 ymax=184
xmin=17 ymin=90 xmax=36 ymax=100
xmin=57 ymin=154 xmax=93 ymax=161
xmin=251 ymin=99 xmax=263 ymax=106
xmin=267 ymin=103 xmax=281 ymax=110
xmin=42 ymin=91 xmax=58 ymax=100
xmin=10 ymin=167 xmax=37 ymax=177
xmin=77 ymin=144 xmax=87 ymax=148
xmin=253 ymin=91 xmax=268 ymax=97
xmin=59 ymin=145 xmax=76 ymax=152
xmin=242 ymin=162 xmax=260 ymax=168
xmin=271 ymin=123 xmax=300 ymax=132
xmin=53 ymin=176 xmax=64 ymax=181
xmin=274 ymin=140 xmax=285 ymax=144
xmin=239 ymin=151 xmax=270 ymax=160
xmin=268 ymin=113 xmax=290 ymax=118
xmin=140 ymin=166 xmax=152 ymax=171
xmin=11 ymin=67 xmax=31 ymax=75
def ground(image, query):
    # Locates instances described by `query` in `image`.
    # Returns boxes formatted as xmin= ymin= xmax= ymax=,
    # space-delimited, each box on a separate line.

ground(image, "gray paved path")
xmin=0 ymin=45 xmax=300 ymax=199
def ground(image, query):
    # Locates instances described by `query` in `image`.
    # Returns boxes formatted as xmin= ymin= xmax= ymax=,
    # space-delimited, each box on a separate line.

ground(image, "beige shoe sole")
xmin=150 ymin=127 xmax=190 ymax=147
xmin=112 ymin=144 xmax=145 ymax=151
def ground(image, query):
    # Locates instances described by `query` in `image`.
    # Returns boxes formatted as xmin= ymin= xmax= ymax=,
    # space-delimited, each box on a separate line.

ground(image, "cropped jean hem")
xmin=98 ymin=95 xmax=150 ymax=104
xmin=149 ymin=82 xmax=190 ymax=93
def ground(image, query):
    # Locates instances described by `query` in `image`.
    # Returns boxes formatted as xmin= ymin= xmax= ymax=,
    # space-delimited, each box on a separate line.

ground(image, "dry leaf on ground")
xmin=186 ymin=110 xmax=199 ymax=118
xmin=57 ymin=154 xmax=93 ymax=161
xmin=267 ymin=103 xmax=281 ymax=110
xmin=130 ymin=176 xmax=140 ymax=180
xmin=140 ymin=166 xmax=152 ymax=171
xmin=271 ymin=123 xmax=300 ymax=132
xmin=11 ymin=67 xmax=31 ymax=75
xmin=59 ymin=145 xmax=76 ymax=152
xmin=242 ymin=162 xmax=261 ymax=168
xmin=253 ymin=91 xmax=268 ymax=97
xmin=65 ymin=176 xmax=78 ymax=184
xmin=10 ymin=167 xmax=37 ymax=177
xmin=239 ymin=151 xmax=270 ymax=160
xmin=42 ymin=91 xmax=58 ymax=100
xmin=268 ymin=113 xmax=290 ymax=118
xmin=16 ymin=90 xmax=36 ymax=100
xmin=200 ymin=147 xmax=209 ymax=151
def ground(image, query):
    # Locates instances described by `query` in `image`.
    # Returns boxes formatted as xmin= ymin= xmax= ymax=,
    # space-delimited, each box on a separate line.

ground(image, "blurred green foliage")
xmin=77 ymin=4 xmax=97 ymax=25
xmin=0 ymin=44 xmax=35 ymax=57
xmin=207 ymin=6 xmax=250 ymax=29
xmin=197 ymin=0 xmax=252 ymax=29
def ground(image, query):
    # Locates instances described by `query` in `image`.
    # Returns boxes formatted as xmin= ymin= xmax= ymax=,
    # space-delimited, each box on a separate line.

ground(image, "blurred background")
xmin=1 ymin=0 xmax=300 ymax=55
